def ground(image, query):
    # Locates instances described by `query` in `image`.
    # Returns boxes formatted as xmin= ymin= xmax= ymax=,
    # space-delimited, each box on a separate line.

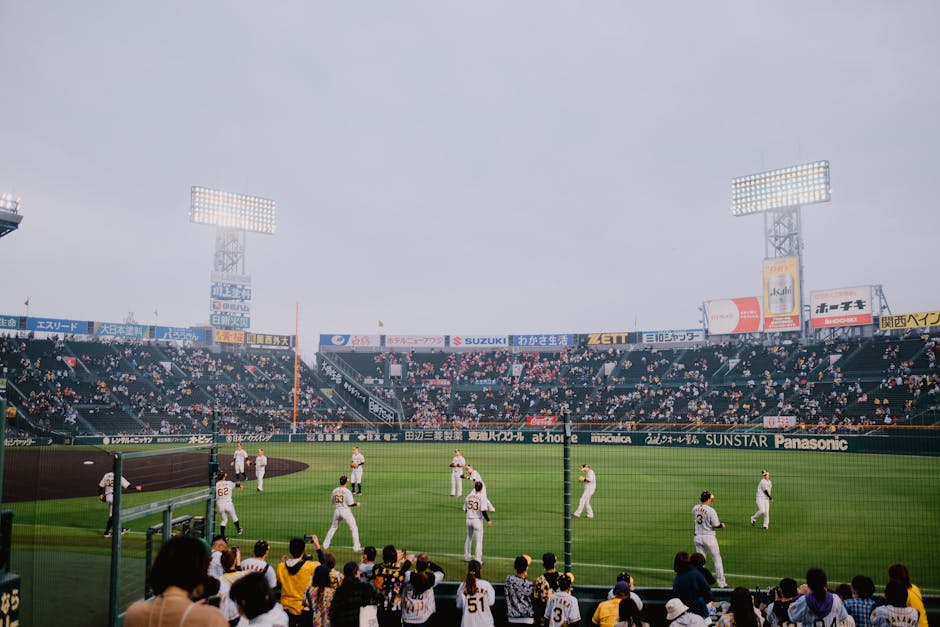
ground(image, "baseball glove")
xmin=350 ymin=462 xmax=357 ymax=468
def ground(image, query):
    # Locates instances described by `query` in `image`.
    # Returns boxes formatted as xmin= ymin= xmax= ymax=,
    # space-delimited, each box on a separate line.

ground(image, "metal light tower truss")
xmin=214 ymin=228 xmax=247 ymax=274
xmin=731 ymin=161 xmax=831 ymax=336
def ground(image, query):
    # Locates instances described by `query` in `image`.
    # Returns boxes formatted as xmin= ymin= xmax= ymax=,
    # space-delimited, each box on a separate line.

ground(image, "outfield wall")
xmin=54 ymin=430 xmax=939 ymax=456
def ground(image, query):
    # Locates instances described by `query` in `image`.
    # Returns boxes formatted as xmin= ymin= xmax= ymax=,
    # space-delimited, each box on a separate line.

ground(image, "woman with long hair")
xmin=716 ymin=587 xmax=763 ymax=627
xmin=402 ymin=553 xmax=446 ymax=627
xmin=614 ymin=597 xmax=649 ymax=627
xmin=307 ymin=562 xmax=337 ymax=627
xmin=124 ymin=535 xmax=228 ymax=627
xmin=456 ymin=560 xmax=495 ymax=627
xmin=230 ymin=572 xmax=289 ymax=627
xmin=887 ymin=563 xmax=927 ymax=627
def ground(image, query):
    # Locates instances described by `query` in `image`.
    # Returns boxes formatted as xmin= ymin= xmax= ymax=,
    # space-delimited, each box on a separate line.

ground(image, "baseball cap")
xmin=700 ymin=490 xmax=713 ymax=502
xmin=761 ymin=469 xmax=769 ymax=476
xmin=558 ymin=572 xmax=574 ymax=589
xmin=666 ymin=598 xmax=690 ymax=620
xmin=514 ymin=555 xmax=530 ymax=573
xmin=253 ymin=540 xmax=269 ymax=557
xmin=613 ymin=581 xmax=630 ymax=596
xmin=617 ymin=571 xmax=632 ymax=583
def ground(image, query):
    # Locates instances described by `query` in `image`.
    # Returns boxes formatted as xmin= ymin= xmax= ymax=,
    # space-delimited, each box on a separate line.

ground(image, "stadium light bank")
xmin=731 ymin=161 xmax=831 ymax=339
xmin=0 ymin=194 xmax=23 ymax=240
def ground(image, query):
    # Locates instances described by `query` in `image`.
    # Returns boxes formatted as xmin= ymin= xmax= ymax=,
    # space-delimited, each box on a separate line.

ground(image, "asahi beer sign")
xmin=762 ymin=257 xmax=801 ymax=332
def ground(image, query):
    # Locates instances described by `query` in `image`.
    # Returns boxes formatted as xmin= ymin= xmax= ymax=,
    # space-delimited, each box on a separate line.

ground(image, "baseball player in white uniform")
xmin=544 ymin=573 xmax=580 ymax=627
xmin=450 ymin=449 xmax=467 ymax=497
xmin=750 ymin=469 xmax=773 ymax=529
xmin=463 ymin=481 xmax=495 ymax=564
xmin=98 ymin=471 xmax=141 ymax=537
xmin=254 ymin=448 xmax=268 ymax=492
xmin=349 ymin=446 xmax=365 ymax=494
xmin=573 ymin=464 xmax=596 ymax=518
xmin=465 ymin=465 xmax=488 ymax=501
xmin=232 ymin=444 xmax=249 ymax=482
xmin=323 ymin=475 xmax=363 ymax=552
xmin=215 ymin=470 xmax=243 ymax=538
xmin=693 ymin=490 xmax=727 ymax=588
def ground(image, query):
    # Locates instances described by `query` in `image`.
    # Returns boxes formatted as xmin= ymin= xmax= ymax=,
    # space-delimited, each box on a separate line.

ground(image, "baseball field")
xmin=5 ymin=440 xmax=939 ymax=625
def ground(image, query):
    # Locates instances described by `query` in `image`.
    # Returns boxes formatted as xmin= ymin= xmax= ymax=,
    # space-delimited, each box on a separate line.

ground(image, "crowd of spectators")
xmin=2 ymin=333 xmax=938 ymax=437
xmin=137 ymin=531 xmax=930 ymax=627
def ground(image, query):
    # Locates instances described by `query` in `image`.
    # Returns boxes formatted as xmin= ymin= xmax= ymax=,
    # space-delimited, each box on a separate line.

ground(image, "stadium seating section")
xmin=1 ymin=333 xmax=937 ymax=436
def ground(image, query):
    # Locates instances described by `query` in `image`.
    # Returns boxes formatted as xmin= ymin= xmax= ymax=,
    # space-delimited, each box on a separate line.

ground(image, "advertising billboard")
xmin=384 ymin=335 xmax=446 ymax=348
xmin=810 ymin=286 xmax=873 ymax=329
xmin=762 ymin=257 xmax=801 ymax=332
xmin=704 ymin=298 xmax=762 ymax=335
xmin=879 ymin=310 xmax=940 ymax=331
xmin=319 ymin=334 xmax=382 ymax=348
xmin=450 ymin=335 xmax=509 ymax=348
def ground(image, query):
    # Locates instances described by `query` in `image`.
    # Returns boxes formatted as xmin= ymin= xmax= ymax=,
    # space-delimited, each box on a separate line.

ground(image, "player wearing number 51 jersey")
xmin=457 ymin=560 xmax=496 ymax=627
xmin=323 ymin=475 xmax=363 ymax=552
xmin=693 ymin=491 xmax=726 ymax=588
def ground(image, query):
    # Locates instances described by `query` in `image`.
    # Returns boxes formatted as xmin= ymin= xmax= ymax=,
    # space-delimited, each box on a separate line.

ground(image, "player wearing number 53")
xmin=463 ymin=482 xmax=495 ymax=565
xmin=457 ymin=560 xmax=496 ymax=627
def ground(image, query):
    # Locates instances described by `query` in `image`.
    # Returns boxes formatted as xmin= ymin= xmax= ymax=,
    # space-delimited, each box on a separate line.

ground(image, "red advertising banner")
xmin=810 ymin=286 xmax=873 ymax=329
xmin=705 ymin=297 xmax=762 ymax=335
xmin=427 ymin=378 xmax=452 ymax=387
xmin=526 ymin=415 xmax=558 ymax=427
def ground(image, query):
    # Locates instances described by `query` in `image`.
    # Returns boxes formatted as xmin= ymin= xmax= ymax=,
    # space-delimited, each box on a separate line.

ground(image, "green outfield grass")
xmin=8 ymin=442 xmax=940 ymax=625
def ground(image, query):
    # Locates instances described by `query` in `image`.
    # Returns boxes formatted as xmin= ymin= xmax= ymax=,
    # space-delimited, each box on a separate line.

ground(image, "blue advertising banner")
xmin=155 ymin=326 xmax=208 ymax=343
xmin=512 ymin=334 xmax=576 ymax=348
xmin=94 ymin=322 xmax=149 ymax=339
xmin=26 ymin=317 xmax=89 ymax=335
xmin=0 ymin=315 xmax=19 ymax=331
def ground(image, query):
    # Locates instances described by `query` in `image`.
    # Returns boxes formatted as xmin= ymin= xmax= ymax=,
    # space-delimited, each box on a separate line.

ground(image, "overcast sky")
xmin=1 ymin=1 xmax=937 ymax=357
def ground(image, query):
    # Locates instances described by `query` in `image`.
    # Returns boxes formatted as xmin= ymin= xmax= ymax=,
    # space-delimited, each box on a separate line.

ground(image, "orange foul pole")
xmin=292 ymin=302 xmax=300 ymax=432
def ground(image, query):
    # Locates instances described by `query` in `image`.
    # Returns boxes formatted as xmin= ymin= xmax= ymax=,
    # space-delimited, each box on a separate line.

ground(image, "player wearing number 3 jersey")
xmin=693 ymin=491 xmax=727 ymax=588
xmin=457 ymin=560 xmax=496 ymax=627
xmin=463 ymin=482 xmax=494 ymax=564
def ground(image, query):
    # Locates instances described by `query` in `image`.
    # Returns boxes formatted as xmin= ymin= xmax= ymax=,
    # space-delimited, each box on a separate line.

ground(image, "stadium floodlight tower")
xmin=0 ymin=194 xmax=23 ymax=240
xmin=731 ymin=161 xmax=831 ymax=337
xmin=190 ymin=186 xmax=276 ymax=274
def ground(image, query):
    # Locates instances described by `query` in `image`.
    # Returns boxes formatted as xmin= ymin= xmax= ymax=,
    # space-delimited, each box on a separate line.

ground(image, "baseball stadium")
xmin=1 ymin=280 xmax=939 ymax=625
xmin=3 ymin=4 xmax=940 ymax=627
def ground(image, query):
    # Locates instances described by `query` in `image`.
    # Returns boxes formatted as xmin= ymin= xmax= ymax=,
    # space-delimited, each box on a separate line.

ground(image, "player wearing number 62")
xmin=693 ymin=491 xmax=727 ymax=588
xmin=457 ymin=560 xmax=496 ymax=627
xmin=463 ymin=481 xmax=495 ymax=564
